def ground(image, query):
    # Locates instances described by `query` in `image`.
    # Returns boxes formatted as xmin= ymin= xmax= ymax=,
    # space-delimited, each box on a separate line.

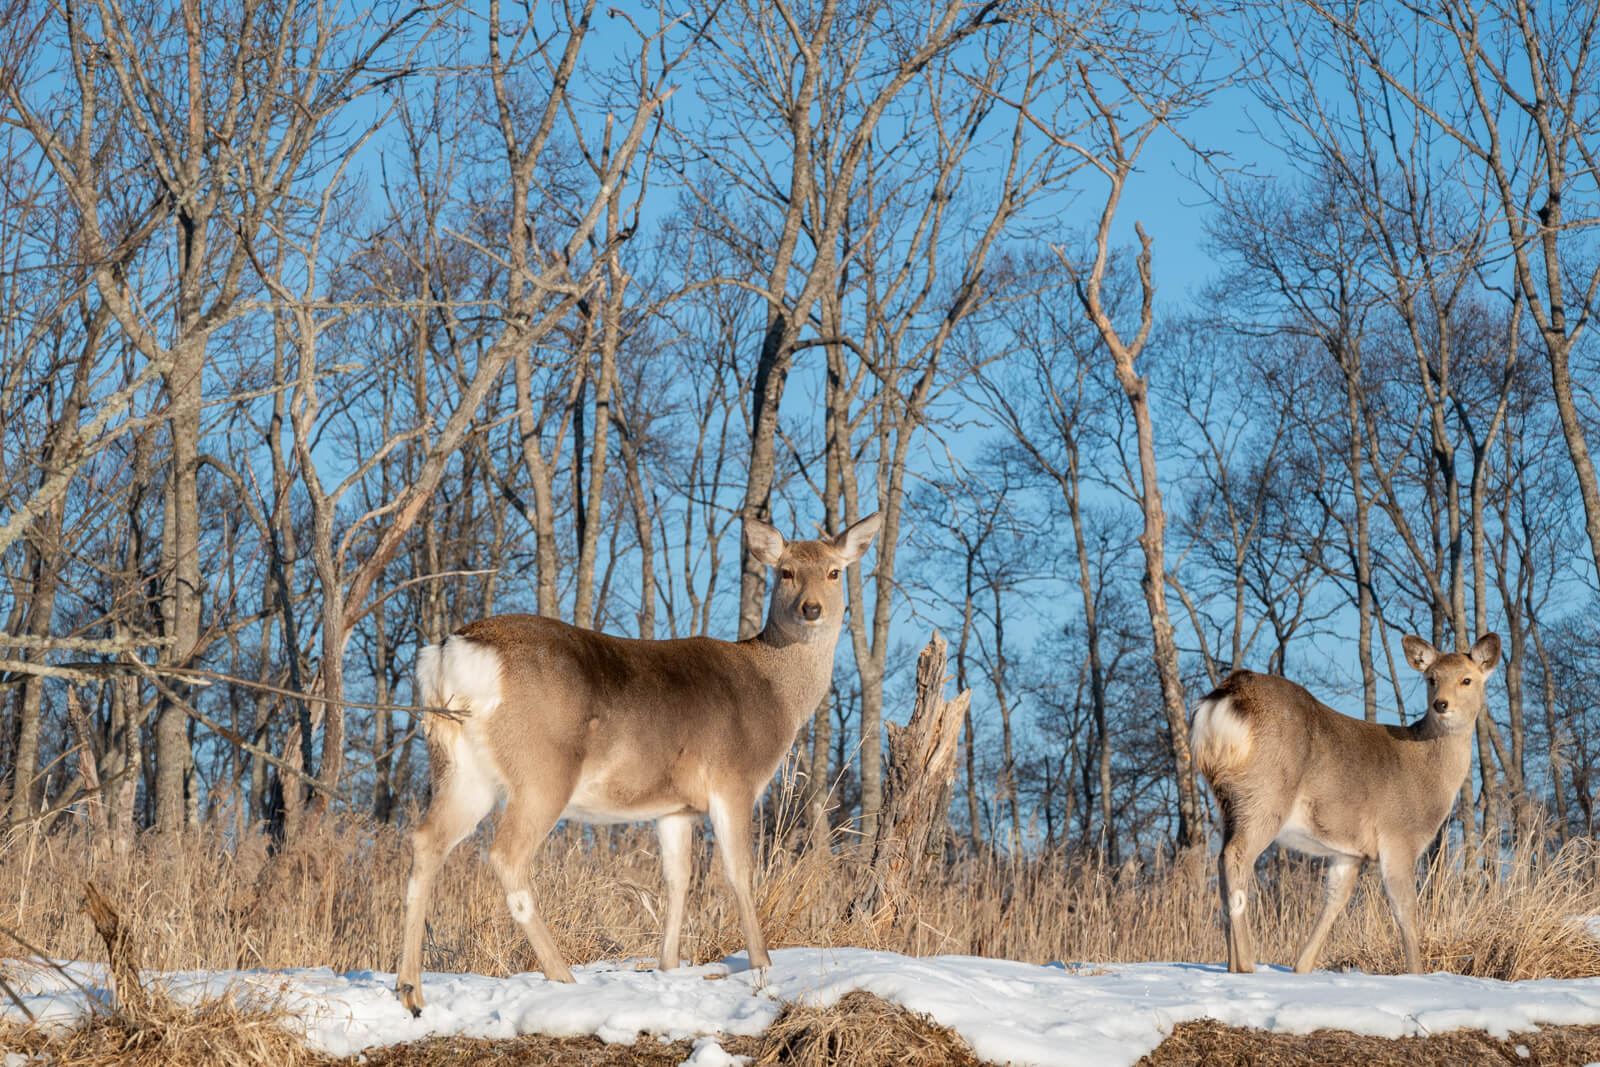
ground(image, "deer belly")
xmin=562 ymin=764 xmax=696 ymax=825
xmin=1274 ymin=802 xmax=1362 ymax=859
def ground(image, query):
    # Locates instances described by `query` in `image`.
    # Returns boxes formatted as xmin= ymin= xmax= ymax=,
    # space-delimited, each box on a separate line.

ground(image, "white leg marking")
xmin=507 ymin=889 xmax=534 ymax=924
xmin=1230 ymin=889 xmax=1247 ymax=916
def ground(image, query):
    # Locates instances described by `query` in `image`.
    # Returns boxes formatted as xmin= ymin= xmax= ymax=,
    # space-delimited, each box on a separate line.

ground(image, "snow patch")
xmin=683 ymin=1035 xmax=752 ymax=1066
xmin=6 ymin=950 xmax=1600 ymax=1066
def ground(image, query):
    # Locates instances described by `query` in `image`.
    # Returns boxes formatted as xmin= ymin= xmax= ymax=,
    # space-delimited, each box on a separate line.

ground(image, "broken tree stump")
xmin=83 ymin=881 xmax=148 ymax=1022
xmin=852 ymin=630 xmax=972 ymax=931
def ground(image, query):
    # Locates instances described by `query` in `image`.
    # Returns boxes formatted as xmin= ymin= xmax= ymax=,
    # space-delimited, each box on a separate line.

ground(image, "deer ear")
xmin=832 ymin=512 xmax=882 ymax=564
xmin=1469 ymin=633 xmax=1501 ymax=674
xmin=1402 ymin=635 xmax=1438 ymax=673
xmin=744 ymin=516 xmax=786 ymax=567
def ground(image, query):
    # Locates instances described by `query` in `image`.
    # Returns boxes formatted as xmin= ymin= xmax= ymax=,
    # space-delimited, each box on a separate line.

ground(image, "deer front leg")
xmin=708 ymin=793 xmax=770 ymax=971
xmin=656 ymin=813 xmax=695 ymax=969
xmin=1378 ymin=847 xmax=1424 ymax=974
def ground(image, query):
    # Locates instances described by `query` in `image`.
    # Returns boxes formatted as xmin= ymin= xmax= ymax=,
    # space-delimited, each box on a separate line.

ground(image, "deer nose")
xmin=1433 ymin=698 xmax=1449 ymax=713
xmin=801 ymin=601 xmax=822 ymax=621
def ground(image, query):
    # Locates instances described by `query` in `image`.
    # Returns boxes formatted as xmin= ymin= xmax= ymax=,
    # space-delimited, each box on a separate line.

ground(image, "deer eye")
xmin=780 ymin=569 xmax=795 ymax=582
xmin=828 ymin=568 xmax=841 ymax=580
xmin=1461 ymin=677 xmax=1473 ymax=686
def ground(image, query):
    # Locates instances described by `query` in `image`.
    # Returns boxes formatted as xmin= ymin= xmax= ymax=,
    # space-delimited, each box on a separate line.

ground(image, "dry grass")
xmin=0 ymin=982 xmax=325 ymax=1067
xmin=2 ymin=816 xmax=1599 ymax=1064
xmin=1140 ymin=1020 xmax=1600 ymax=1066
xmin=351 ymin=1030 xmax=758 ymax=1066
xmin=4 ymin=817 xmax=1599 ymax=980
xmin=754 ymin=990 xmax=984 ymax=1066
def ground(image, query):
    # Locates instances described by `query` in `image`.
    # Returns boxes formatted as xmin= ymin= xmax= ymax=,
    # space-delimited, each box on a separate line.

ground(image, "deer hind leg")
xmin=1215 ymin=789 xmax=1278 ymax=974
xmin=655 ymin=812 xmax=695 ymax=970
xmin=489 ymin=786 xmax=576 ymax=984
xmin=1293 ymin=854 xmax=1360 ymax=973
xmin=397 ymin=761 xmax=498 ymax=1016
xmin=1377 ymin=846 xmax=1423 ymax=973
xmin=707 ymin=792 xmax=770 ymax=971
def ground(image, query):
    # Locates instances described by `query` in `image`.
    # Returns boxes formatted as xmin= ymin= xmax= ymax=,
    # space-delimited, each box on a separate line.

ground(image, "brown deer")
xmin=1189 ymin=632 xmax=1500 ymax=975
xmin=394 ymin=513 xmax=881 ymax=1016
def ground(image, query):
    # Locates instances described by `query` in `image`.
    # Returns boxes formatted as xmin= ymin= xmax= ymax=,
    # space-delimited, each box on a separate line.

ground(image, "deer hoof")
xmin=397 ymin=982 xmax=424 ymax=1017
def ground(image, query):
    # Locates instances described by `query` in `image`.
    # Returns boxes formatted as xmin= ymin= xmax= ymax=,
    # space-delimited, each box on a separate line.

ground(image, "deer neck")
xmin=1406 ymin=711 xmax=1477 ymax=781
xmin=754 ymin=621 xmax=842 ymax=729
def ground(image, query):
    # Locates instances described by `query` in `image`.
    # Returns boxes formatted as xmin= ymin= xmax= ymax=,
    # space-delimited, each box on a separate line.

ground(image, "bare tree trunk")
xmin=6 ymin=326 xmax=96 ymax=825
xmin=574 ymin=238 xmax=620 ymax=627
xmin=1062 ymin=216 xmax=1202 ymax=849
xmin=514 ymin=353 xmax=565 ymax=620
xmin=616 ymin=435 xmax=657 ymax=639
xmin=1342 ymin=361 xmax=1380 ymax=723
xmin=9 ymin=509 xmax=62 ymax=825
xmin=154 ymin=0 xmax=215 ymax=834
xmin=803 ymin=336 xmax=849 ymax=847
xmin=372 ymin=587 xmax=395 ymax=823
xmin=1530 ymin=608 xmax=1567 ymax=845
xmin=157 ymin=342 xmax=204 ymax=833
xmin=991 ymin=585 xmax=1018 ymax=851
xmin=1119 ymin=356 xmax=1203 ymax=850
xmin=957 ymin=558 xmax=980 ymax=852
xmin=110 ymin=664 xmax=142 ymax=853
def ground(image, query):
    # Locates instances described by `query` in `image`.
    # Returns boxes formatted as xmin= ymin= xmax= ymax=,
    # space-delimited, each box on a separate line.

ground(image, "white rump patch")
xmin=1190 ymin=695 xmax=1252 ymax=778
xmin=417 ymin=635 xmax=509 ymax=801
xmin=417 ymin=635 xmax=504 ymax=718
xmin=506 ymin=890 xmax=534 ymax=924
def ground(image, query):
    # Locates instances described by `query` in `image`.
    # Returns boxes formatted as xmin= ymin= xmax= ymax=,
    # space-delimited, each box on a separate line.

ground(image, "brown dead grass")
xmin=3 ymin=816 xmax=1599 ymax=1066
xmin=0 ymin=986 xmax=325 ymax=1067
xmin=4 ymin=817 xmax=1599 ymax=981
xmin=350 ymin=1031 xmax=759 ymax=1066
xmin=754 ymin=990 xmax=985 ymax=1066
xmin=1139 ymin=1019 xmax=1600 ymax=1066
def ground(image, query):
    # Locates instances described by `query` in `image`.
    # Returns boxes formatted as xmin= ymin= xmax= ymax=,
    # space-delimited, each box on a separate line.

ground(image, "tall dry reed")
xmin=3 ymin=814 xmax=1597 ymax=982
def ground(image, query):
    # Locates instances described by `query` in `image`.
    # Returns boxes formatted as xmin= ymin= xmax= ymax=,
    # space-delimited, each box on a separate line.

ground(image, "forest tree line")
xmin=3 ymin=0 xmax=1598 ymax=862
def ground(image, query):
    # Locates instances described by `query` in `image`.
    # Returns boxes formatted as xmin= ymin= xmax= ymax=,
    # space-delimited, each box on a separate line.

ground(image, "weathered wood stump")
xmin=853 ymin=631 xmax=971 ymax=932
xmin=83 ymin=881 xmax=148 ymax=1021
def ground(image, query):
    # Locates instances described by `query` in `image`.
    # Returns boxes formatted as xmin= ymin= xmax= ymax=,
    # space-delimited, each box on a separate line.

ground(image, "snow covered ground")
xmin=8 ymin=948 xmax=1600 ymax=1066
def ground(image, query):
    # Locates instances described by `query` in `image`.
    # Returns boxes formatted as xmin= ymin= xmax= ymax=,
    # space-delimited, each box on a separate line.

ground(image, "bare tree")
xmin=276 ymin=0 xmax=683 ymax=816
xmin=665 ymin=0 xmax=1007 ymax=646
xmin=964 ymin=255 xmax=1125 ymax=857
xmin=2 ymin=0 xmax=441 ymax=829
xmin=1295 ymin=0 xmax=1600 ymax=597
xmin=1027 ymin=13 xmax=1230 ymax=848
